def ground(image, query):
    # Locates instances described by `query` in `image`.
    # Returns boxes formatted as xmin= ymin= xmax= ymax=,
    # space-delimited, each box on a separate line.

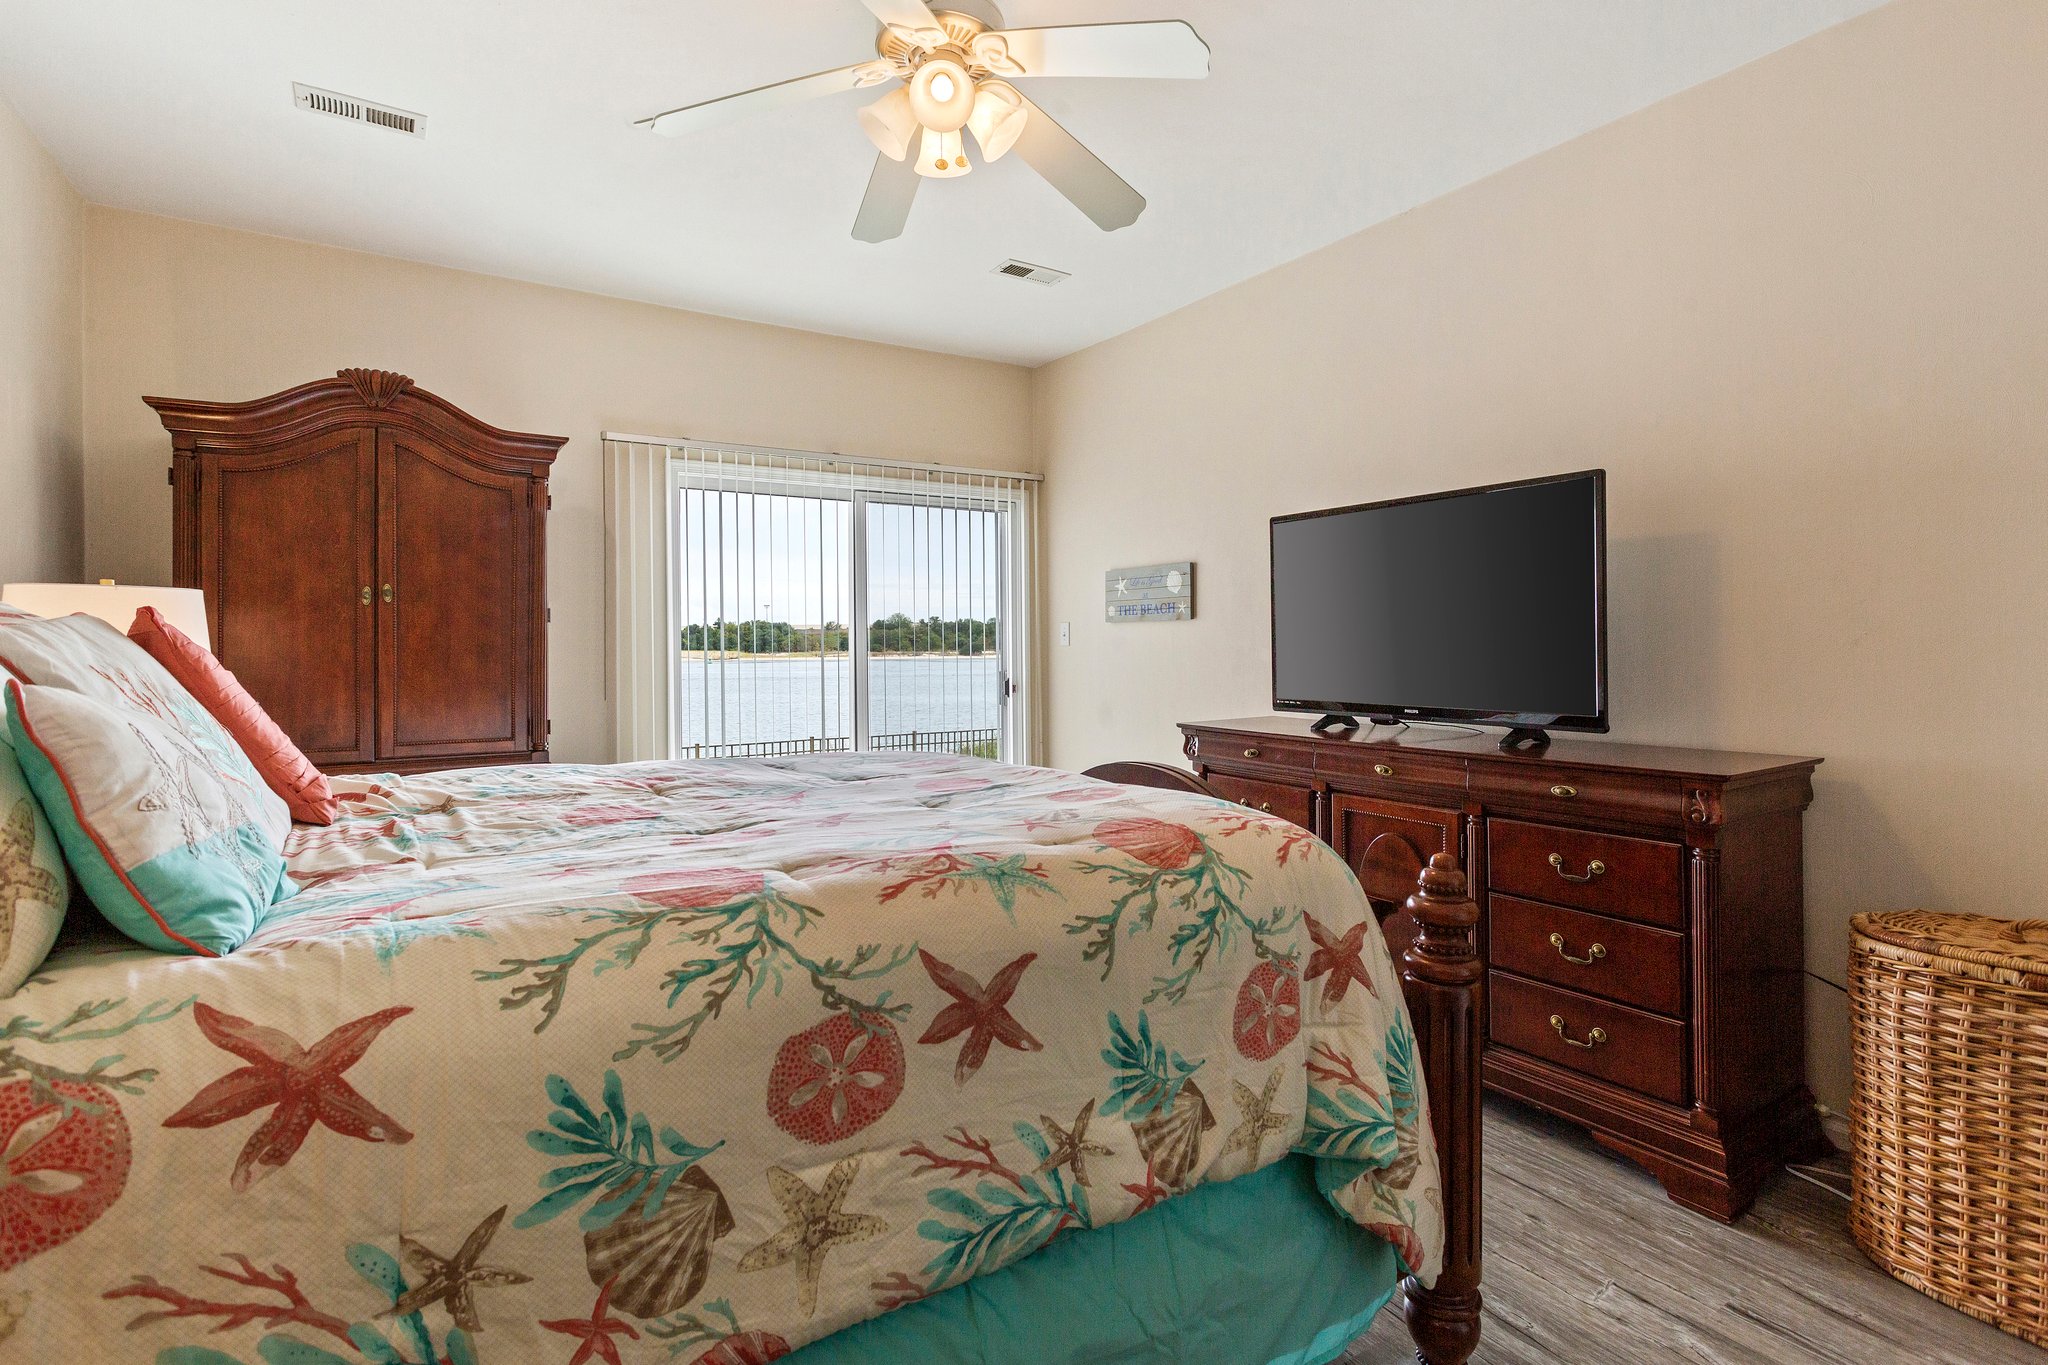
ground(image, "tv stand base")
xmin=1309 ymin=713 xmax=1361 ymax=734
xmin=1497 ymin=726 xmax=1552 ymax=753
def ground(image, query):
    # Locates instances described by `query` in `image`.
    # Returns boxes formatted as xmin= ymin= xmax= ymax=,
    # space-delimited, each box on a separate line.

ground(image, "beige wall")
xmin=0 ymin=93 xmax=83 ymax=583
xmin=80 ymin=210 xmax=1035 ymax=766
xmin=1033 ymin=0 xmax=2048 ymax=1114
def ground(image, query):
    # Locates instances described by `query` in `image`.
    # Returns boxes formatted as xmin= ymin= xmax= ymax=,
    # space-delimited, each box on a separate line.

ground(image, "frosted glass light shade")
xmin=968 ymin=81 xmax=1027 ymax=162
xmin=908 ymin=56 xmax=976 ymax=132
xmin=2 ymin=581 xmax=212 ymax=651
xmin=915 ymin=127 xmax=971 ymax=178
xmin=858 ymin=87 xmax=917 ymax=161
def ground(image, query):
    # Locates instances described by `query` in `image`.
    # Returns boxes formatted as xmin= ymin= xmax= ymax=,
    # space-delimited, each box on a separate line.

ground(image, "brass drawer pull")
xmin=1373 ymin=763 xmax=1395 ymax=777
xmin=1550 ymin=1015 xmax=1608 ymax=1049
xmin=1548 ymin=931 xmax=1607 ymax=966
xmin=1550 ymin=784 xmax=1578 ymax=798
xmin=1244 ymin=747 xmax=1260 ymax=759
xmin=1549 ymin=852 xmax=1607 ymax=884
xmin=1239 ymin=798 xmax=1272 ymax=813
xmin=359 ymin=585 xmax=372 ymax=606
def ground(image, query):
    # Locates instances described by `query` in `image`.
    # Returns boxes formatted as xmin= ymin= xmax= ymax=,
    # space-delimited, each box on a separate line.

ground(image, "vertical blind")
xmin=605 ymin=436 xmax=1038 ymax=766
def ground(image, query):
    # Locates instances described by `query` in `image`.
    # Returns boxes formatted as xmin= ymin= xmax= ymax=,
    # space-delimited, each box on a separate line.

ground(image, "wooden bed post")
xmin=1400 ymin=851 xmax=1484 ymax=1365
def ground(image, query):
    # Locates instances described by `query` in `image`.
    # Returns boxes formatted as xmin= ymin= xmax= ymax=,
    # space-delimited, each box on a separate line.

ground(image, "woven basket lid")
xmin=1852 ymin=910 xmax=2048 ymax=991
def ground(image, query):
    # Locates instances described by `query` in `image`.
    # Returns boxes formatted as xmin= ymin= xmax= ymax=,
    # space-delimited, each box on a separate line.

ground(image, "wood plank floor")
xmin=1341 ymin=1098 xmax=2042 ymax=1364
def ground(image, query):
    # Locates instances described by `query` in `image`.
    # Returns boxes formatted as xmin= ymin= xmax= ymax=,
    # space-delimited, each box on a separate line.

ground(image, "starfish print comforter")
xmin=0 ymin=753 xmax=1442 ymax=1363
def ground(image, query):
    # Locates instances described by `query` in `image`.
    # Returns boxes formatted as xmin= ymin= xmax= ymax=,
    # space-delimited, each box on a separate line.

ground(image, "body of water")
xmin=678 ymin=653 xmax=1002 ymax=754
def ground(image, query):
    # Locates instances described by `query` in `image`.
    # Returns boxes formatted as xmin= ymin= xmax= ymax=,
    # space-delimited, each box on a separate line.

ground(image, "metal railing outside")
xmin=680 ymin=728 xmax=999 ymax=761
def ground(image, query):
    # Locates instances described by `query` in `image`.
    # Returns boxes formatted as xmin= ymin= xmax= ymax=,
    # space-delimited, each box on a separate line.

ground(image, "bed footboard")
xmin=1082 ymin=762 xmax=1484 ymax=1362
xmin=1399 ymin=852 xmax=1484 ymax=1365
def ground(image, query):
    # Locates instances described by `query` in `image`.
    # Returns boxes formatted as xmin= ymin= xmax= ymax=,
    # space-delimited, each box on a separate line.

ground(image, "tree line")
xmin=681 ymin=614 xmax=998 ymax=655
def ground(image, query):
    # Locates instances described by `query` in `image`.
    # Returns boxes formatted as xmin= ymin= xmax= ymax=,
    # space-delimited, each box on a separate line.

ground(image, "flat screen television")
xmin=1270 ymin=469 xmax=1607 ymax=751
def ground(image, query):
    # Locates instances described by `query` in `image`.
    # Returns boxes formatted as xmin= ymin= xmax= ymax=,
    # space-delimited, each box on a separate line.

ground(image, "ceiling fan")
xmin=637 ymin=0 xmax=1210 ymax=243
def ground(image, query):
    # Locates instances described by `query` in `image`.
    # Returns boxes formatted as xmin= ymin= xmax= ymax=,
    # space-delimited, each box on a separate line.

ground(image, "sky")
xmin=675 ymin=488 xmax=1005 ymax=631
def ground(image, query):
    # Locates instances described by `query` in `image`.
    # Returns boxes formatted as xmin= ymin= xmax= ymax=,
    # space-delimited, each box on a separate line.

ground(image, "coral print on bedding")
xmin=0 ymin=753 xmax=1441 ymax=1360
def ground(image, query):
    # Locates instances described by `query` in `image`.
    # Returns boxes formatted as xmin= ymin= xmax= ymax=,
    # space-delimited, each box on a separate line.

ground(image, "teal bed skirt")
xmin=787 ymin=1155 xmax=1401 ymax=1365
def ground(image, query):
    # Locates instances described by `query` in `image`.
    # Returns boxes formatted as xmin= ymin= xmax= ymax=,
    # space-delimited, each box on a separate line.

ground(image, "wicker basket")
xmin=1849 ymin=910 xmax=2048 ymax=1345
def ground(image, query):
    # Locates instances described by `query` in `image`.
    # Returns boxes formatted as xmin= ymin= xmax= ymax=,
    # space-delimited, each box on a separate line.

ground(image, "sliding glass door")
xmin=671 ymin=453 xmax=1028 ymax=763
xmin=861 ymin=494 xmax=1009 ymax=760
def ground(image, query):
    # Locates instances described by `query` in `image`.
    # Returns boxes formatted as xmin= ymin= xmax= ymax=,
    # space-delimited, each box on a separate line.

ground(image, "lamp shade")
xmin=858 ymin=87 xmax=918 ymax=161
xmin=907 ymin=56 xmax=976 ymax=133
xmin=968 ymin=81 xmax=1027 ymax=162
xmin=2 ymin=581 xmax=212 ymax=651
xmin=915 ymin=126 xmax=971 ymax=178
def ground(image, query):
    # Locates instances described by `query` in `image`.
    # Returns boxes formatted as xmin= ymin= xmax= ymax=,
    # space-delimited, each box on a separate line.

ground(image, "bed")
xmin=2 ymin=752 xmax=1482 ymax=1364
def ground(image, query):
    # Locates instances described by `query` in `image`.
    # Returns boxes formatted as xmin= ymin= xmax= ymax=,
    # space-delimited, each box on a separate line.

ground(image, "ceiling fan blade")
xmin=858 ymin=0 xmax=946 ymax=42
xmin=988 ymin=21 xmax=1210 ymax=80
xmin=638 ymin=64 xmax=877 ymax=138
xmin=1012 ymin=97 xmax=1145 ymax=232
xmin=852 ymin=150 xmax=922 ymax=243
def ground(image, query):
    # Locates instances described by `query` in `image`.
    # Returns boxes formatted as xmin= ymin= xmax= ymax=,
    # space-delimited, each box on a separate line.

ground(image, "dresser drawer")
xmin=1489 ymin=971 xmax=1689 ymax=1106
xmin=1190 ymin=730 xmax=1318 ymax=776
xmin=1469 ymin=763 xmax=1684 ymax=823
xmin=1204 ymin=772 xmax=1314 ymax=832
xmin=1488 ymin=819 xmax=1684 ymax=928
xmin=1488 ymin=895 xmax=1686 ymax=1017
xmin=1318 ymin=745 xmax=1468 ymax=797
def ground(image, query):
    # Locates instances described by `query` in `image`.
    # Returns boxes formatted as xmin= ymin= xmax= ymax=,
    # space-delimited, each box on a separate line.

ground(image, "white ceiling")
xmin=0 ymin=0 xmax=1888 ymax=366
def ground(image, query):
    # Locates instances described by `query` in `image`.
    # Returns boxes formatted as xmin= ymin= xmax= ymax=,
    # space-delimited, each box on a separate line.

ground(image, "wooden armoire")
xmin=146 ymin=369 xmax=565 ymax=775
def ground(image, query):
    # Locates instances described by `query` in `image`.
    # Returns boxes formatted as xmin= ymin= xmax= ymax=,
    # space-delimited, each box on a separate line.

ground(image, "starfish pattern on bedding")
xmin=539 ymin=1276 xmax=639 ymax=1365
xmin=0 ymin=801 xmax=59 ymax=933
xmin=1304 ymin=912 xmax=1377 ymax=1007
xmin=1035 ymin=1098 xmax=1115 ymax=1188
xmin=1218 ymin=1067 xmax=1291 ymax=1173
xmin=385 ymin=1204 xmax=532 ymax=1333
xmin=738 ymin=1158 xmax=886 ymax=1317
xmin=160 ymin=1002 xmax=414 ymax=1192
xmin=916 ymin=949 xmax=1044 ymax=1085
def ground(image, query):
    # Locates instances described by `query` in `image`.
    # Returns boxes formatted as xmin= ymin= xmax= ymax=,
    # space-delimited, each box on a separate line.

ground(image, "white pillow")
xmin=0 ymin=727 xmax=67 ymax=994
xmin=0 ymin=611 xmax=288 ymax=850
xmin=8 ymin=681 xmax=292 ymax=956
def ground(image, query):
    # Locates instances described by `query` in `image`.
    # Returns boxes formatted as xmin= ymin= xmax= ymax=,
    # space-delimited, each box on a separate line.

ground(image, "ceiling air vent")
xmin=292 ymin=83 xmax=426 ymax=138
xmin=991 ymin=260 xmax=1070 ymax=286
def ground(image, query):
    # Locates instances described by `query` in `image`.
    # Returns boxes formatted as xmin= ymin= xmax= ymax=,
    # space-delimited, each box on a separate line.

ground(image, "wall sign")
xmin=1106 ymin=562 xmax=1194 ymax=622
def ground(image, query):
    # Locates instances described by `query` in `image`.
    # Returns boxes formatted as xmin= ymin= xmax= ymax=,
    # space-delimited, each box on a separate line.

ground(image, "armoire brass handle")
xmin=382 ymin=583 xmax=394 ymax=604
xmin=1549 ymin=1015 xmax=1607 ymax=1049
xmin=359 ymin=586 xmax=372 ymax=606
xmin=1549 ymin=853 xmax=1607 ymax=884
xmin=1548 ymin=931 xmax=1607 ymax=966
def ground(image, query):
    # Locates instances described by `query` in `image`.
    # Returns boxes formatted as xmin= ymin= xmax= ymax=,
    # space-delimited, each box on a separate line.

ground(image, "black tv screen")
xmin=1271 ymin=470 xmax=1607 ymax=733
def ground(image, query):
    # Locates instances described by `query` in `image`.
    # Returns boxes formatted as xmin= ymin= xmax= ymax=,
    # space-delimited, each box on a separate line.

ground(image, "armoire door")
xmin=375 ymin=429 xmax=536 ymax=766
xmin=197 ymin=427 xmax=378 ymax=769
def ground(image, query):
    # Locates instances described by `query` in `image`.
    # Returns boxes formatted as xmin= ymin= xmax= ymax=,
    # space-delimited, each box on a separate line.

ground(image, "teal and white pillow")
xmin=6 ymin=680 xmax=293 ymax=955
xmin=0 ymin=611 xmax=290 ymax=850
xmin=0 ymin=722 xmax=67 ymax=994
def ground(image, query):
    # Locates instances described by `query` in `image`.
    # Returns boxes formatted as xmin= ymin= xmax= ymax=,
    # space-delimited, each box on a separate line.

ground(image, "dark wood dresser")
xmin=1179 ymin=715 xmax=1823 ymax=1220
xmin=146 ymin=370 xmax=563 ymax=775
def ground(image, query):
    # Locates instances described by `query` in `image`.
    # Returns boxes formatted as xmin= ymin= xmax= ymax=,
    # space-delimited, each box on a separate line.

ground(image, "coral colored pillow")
xmin=128 ymin=606 xmax=338 ymax=825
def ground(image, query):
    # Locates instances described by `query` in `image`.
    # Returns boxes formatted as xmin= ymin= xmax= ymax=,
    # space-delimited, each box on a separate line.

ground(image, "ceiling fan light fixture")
xmin=908 ymin=54 xmax=976 ymax=132
xmin=858 ymin=86 xmax=918 ymax=160
xmin=916 ymin=126 xmax=971 ymax=178
xmin=967 ymin=80 xmax=1027 ymax=162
